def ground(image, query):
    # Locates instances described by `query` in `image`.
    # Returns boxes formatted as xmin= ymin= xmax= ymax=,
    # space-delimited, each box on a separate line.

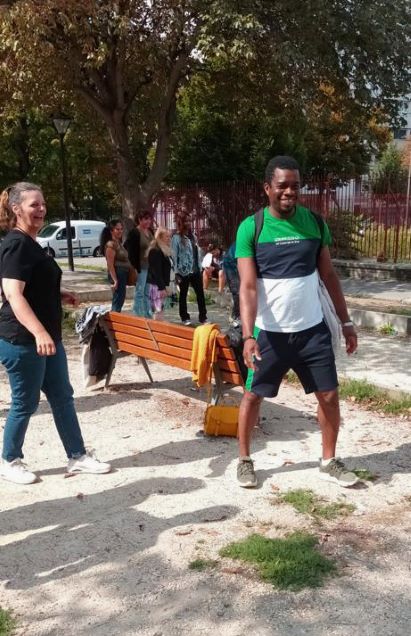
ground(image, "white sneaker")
xmin=182 ymin=320 xmax=192 ymax=326
xmin=0 ymin=458 xmax=37 ymax=484
xmin=67 ymin=452 xmax=111 ymax=475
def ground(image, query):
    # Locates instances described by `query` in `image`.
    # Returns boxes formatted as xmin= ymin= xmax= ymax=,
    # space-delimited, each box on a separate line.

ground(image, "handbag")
xmin=204 ymin=404 xmax=239 ymax=437
xmin=127 ymin=266 xmax=137 ymax=286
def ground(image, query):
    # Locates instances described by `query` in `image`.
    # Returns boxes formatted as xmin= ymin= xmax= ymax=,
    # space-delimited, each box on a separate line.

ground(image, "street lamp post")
xmin=52 ymin=114 xmax=74 ymax=271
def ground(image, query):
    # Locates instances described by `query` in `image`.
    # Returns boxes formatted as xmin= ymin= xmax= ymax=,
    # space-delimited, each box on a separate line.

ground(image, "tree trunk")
xmin=105 ymin=112 xmax=142 ymax=218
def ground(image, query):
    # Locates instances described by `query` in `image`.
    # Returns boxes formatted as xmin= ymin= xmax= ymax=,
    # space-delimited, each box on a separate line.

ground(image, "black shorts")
xmin=245 ymin=321 xmax=338 ymax=397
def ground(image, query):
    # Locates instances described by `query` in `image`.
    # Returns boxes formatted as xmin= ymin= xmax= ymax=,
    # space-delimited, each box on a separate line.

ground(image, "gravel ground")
xmin=0 ymin=332 xmax=410 ymax=636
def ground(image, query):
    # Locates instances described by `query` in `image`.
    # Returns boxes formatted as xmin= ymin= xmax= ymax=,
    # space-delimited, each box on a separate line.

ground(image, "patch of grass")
xmin=188 ymin=558 xmax=218 ymax=571
xmin=62 ymin=309 xmax=77 ymax=336
xmin=187 ymin=289 xmax=214 ymax=305
xmin=0 ymin=607 xmax=16 ymax=636
xmin=280 ymin=489 xmax=355 ymax=520
xmin=386 ymin=306 xmax=411 ymax=317
xmin=339 ymin=378 xmax=380 ymax=401
xmin=220 ymin=532 xmax=337 ymax=590
xmin=285 ymin=370 xmax=411 ymax=417
xmin=352 ymin=468 xmax=378 ymax=482
xmin=285 ymin=370 xmax=299 ymax=385
xmin=56 ymin=261 xmax=105 ymax=272
xmin=339 ymin=378 xmax=411 ymax=416
xmin=378 ymin=322 xmax=397 ymax=336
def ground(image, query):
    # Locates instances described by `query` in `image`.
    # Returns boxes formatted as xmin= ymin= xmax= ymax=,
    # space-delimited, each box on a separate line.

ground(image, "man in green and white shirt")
xmin=235 ymin=155 xmax=358 ymax=488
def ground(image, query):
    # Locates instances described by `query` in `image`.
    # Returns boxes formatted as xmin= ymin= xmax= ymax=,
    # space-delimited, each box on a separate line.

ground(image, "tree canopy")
xmin=0 ymin=1 xmax=410 ymax=215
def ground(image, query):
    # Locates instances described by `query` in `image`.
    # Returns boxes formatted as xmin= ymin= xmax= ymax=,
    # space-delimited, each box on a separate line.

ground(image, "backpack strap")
xmin=309 ymin=211 xmax=326 ymax=263
xmin=253 ymin=207 xmax=265 ymax=248
xmin=310 ymin=210 xmax=325 ymax=242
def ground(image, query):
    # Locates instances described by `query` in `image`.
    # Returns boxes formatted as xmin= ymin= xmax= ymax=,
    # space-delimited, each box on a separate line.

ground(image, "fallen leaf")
xmin=221 ymin=567 xmax=246 ymax=575
xmin=175 ymin=528 xmax=193 ymax=536
xmin=282 ymin=460 xmax=295 ymax=466
xmin=76 ymin=493 xmax=85 ymax=500
xmin=270 ymin=484 xmax=280 ymax=492
xmin=202 ymin=514 xmax=227 ymax=523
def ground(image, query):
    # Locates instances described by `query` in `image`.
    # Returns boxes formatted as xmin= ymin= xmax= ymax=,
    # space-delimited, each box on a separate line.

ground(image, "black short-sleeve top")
xmin=0 ymin=230 xmax=62 ymax=344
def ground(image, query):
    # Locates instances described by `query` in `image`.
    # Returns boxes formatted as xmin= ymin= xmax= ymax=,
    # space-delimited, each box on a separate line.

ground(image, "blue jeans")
xmin=109 ymin=266 xmax=128 ymax=312
xmin=0 ymin=339 xmax=86 ymax=462
xmin=132 ymin=267 xmax=151 ymax=317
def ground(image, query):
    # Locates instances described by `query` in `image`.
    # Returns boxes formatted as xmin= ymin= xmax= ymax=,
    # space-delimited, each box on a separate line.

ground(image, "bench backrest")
xmin=104 ymin=312 xmax=244 ymax=387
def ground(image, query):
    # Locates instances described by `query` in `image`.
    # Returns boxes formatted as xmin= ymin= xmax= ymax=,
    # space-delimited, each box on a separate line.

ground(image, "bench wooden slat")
xmin=217 ymin=358 xmax=242 ymax=373
xmin=107 ymin=312 xmax=151 ymax=330
xmin=145 ymin=331 xmax=193 ymax=351
xmin=115 ymin=335 xmax=192 ymax=362
xmin=107 ymin=314 xmax=194 ymax=338
xmin=107 ymin=323 xmax=194 ymax=354
xmin=107 ymin=323 xmax=157 ymax=343
xmin=137 ymin=317 xmax=195 ymax=340
xmin=118 ymin=342 xmax=191 ymax=371
xmin=221 ymin=371 xmax=243 ymax=385
xmin=216 ymin=347 xmax=236 ymax=361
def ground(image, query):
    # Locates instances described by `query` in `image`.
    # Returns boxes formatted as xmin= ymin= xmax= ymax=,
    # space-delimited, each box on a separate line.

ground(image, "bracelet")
xmin=242 ymin=335 xmax=256 ymax=343
xmin=342 ymin=321 xmax=354 ymax=327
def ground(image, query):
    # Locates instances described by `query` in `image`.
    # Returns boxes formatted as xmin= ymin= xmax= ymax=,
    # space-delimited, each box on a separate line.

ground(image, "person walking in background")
xmin=125 ymin=211 xmax=154 ymax=317
xmin=100 ymin=219 xmax=129 ymax=312
xmin=147 ymin=227 xmax=174 ymax=321
xmin=223 ymin=241 xmax=240 ymax=326
xmin=171 ymin=214 xmax=207 ymax=326
xmin=235 ymin=155 xmax=358 ymax=489
xmin=0 ymin=182 xmax=111 ymax=484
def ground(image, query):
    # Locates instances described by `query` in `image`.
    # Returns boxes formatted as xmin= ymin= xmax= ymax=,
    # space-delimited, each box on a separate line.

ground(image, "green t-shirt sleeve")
xmin=235 ymin=216 xmax=256 ymax=258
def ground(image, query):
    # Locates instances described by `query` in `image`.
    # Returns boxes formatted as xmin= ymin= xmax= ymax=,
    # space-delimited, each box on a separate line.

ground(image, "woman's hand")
xmin=34 ymin=330 xmax=56 ymax=356
xmin=159 ymin=288 xmax=168 ymax=299
xmin=61 ymin=290 xmax=79 ymax=307
xmin=111 ymin=279 xmax=118 ymax=291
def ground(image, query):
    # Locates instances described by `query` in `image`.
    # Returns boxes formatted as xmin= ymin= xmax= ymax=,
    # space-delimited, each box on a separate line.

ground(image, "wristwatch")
xmin=242 ymin=335 xmax=256 ymax=343
xmin=342 ymin=321 xmax=354 ymax=327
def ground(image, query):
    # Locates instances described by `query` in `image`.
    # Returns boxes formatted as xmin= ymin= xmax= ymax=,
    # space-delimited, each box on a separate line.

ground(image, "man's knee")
xmin=315 ymin=389 xmax=339 ymax=409
xmin=241 ymin=390 xmax=263 ymax=407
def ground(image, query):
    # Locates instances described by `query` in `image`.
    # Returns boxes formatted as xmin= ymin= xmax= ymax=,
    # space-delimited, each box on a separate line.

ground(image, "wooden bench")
xmin=99 ymin=312 xmax=244 ymax=402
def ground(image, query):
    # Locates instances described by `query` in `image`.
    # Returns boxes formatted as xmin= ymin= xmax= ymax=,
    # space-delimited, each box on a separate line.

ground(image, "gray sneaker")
xmin=319 ymin=458 xmax=359 ymax=487
xmin=237 ymin=457 xmax=257 ymax=488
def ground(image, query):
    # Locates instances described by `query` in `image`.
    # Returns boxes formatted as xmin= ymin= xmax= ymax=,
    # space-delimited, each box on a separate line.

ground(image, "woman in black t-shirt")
xmin=0 ymin=182 xmax=111 ymax=485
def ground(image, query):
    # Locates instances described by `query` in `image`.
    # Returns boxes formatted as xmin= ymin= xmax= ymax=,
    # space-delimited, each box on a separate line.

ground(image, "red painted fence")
xmin=153 ymin=178 xmax=411 ymax=262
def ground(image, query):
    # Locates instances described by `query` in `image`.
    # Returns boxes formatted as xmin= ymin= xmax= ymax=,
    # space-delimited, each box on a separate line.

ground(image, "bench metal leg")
xmin=139 ymin=357 xmax=154 ymax=383
xmin=212 ymin=363 xmax=224 ymax=405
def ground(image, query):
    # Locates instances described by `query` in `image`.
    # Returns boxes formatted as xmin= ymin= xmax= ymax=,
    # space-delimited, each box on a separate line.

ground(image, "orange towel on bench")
xmin=190 ymin=323 xmax=220 ymax=387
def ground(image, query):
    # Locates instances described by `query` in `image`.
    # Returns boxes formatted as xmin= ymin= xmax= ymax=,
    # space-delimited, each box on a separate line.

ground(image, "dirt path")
xmin=0 ymin=339 xmax=410 ymax=635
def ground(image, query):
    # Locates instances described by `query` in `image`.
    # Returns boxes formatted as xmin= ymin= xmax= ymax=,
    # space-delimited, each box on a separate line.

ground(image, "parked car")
xmin=37 ymin=220 xmax=106 ymax=258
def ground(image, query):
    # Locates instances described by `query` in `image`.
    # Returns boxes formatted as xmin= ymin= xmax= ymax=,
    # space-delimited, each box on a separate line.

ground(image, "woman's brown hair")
xmin=134 ymin=210 xmax=153 ymax=225
xmin=0 ymin=182 xmax=42 ymax=231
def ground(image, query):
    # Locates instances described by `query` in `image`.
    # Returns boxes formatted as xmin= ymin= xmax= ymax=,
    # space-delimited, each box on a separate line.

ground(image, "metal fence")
xmin=153 ymin=178 xmax=411 ymax=262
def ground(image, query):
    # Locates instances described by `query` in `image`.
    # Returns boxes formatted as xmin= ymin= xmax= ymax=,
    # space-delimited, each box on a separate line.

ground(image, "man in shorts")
xmin=235 ymin=155 xmax=358 ymax=488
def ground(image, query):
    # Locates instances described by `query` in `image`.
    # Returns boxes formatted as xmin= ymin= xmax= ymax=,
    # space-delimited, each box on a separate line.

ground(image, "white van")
xmin=37 ymin=220 xmax=106 ymax=258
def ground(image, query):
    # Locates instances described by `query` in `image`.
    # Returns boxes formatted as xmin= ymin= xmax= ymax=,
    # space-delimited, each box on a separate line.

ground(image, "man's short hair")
xmin=265 ymin=156 xmax=301 ymax=183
